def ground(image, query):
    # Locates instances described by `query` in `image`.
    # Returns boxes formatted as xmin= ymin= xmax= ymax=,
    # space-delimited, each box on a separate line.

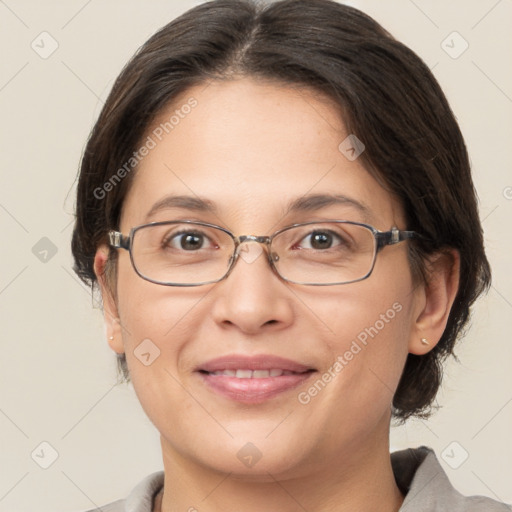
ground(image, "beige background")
xmin=0 ymin=1 xmax=511 ymax=510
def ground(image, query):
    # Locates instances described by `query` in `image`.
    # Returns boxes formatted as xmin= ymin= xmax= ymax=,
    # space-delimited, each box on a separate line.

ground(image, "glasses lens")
xmin=272 ymin=222 xmax=376 ymax=284
xmin=132 ymin=223 xmax=234 ymax=285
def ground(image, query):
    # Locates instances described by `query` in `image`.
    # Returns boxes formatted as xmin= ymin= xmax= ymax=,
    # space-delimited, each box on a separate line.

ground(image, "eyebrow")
xmin=144 ymin=193 xmax=372 ymax=223
xmin=145 ymin=195 xmax=218 ymax=220
xmin=285 ymin=193 xmax=372 ymax=221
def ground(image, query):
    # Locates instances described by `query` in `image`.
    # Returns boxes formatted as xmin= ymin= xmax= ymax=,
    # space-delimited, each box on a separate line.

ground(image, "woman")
xmin=71 ymin=0 xmax=510 ymax=510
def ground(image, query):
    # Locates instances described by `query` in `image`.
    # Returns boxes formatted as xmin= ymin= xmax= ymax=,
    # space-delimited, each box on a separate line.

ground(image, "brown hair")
xmin=72 ymin=0 xmax=491 ymax=421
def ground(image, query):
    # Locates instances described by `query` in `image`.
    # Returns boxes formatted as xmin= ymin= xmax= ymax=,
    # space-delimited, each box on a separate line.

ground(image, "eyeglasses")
xmin=108 ymin=220 xmax=416 ymax=286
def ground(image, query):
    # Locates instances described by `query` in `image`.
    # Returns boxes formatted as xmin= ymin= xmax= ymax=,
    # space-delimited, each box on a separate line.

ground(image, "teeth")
xmin=253 ymin=370 xmax=271 ymax=378
xmin=236 ymin=369 xmax=253 ymax=379
xmin=209 ymin=369 xmax=288 ymax=378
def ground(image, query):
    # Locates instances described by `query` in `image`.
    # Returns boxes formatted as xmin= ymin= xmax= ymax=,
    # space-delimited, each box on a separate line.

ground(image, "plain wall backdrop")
xmin=0 ymin=1 xmax=511 ymax=510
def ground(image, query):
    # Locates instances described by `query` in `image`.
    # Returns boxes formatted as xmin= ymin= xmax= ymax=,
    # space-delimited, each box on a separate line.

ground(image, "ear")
xmin=93 ymin=245 xmax=124 ymax=354
xmin=408 ymin=249 xmax=460 ymax=355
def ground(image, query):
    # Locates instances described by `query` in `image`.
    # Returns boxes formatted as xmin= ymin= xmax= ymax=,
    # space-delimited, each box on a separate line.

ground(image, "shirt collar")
xmin=122 ymin=447 xmax=509 ymax=512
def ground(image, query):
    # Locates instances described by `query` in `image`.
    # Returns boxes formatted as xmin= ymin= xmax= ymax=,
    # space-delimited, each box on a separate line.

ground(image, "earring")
xmin=109 ymin=336 xmax=114 ymax=341
xmin=420 ymin=338 xmax=429 ymax=346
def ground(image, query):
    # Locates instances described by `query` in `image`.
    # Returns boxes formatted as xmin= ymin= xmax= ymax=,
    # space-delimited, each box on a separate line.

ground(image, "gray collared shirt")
xmin=87 ymin=447 xmax=511 ymax=512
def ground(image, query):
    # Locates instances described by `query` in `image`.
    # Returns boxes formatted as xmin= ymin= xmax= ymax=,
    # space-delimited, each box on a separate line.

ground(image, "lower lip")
xmin=198 ymin=372 xmax=315 ymax=403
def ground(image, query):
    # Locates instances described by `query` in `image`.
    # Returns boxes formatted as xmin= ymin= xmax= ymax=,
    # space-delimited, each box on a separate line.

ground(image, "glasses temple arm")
xmin=376 ymin=227 xmax=417 ymax=249
xmin=108 ymin=230 xmax=130 ymax=250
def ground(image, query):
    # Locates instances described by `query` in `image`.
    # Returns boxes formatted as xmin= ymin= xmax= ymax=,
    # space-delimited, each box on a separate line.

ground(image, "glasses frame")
xmin=108 ymin=220 xmax=416 ymax=287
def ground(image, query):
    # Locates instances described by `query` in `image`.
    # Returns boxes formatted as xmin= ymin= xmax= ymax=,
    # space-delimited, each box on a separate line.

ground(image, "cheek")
xmin=114 ymin=265 xmax=187 ymax=382
xmin=309 ymin=259 xmax=415 ymax=398
xmin=329 ymin=297 xmax=408 ymax=389
xmin=114 ymin=282 xmax=197 ymax=427
xmin=115 ymin=249 xmax=203 ymax=342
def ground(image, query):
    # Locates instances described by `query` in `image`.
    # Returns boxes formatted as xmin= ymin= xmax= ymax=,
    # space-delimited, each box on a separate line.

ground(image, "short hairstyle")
xmin=72 ymin=0 xmax=491 ymax=421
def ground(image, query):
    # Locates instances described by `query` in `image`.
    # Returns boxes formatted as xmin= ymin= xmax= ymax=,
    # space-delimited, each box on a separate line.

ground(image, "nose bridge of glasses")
xmin=231 ymin=235 xmax=277 ymax=266
xmin=235 ymin=234 xmax=271 ymax=245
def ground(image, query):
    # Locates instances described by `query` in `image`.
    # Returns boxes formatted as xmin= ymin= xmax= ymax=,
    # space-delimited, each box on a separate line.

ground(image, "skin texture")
xmin=94 ymin=78 xmax=459 ymax=512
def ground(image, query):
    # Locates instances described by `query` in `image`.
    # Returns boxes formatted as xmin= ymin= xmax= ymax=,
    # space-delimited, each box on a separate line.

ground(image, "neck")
xmin=155 ymin=429 xmax=404 ymax=512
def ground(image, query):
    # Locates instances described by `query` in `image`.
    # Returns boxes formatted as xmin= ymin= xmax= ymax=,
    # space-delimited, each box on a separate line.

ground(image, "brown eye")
xmin=163 ymin=230 xmax=211 ymax=251
xmin=297 ymin=230 xmax=344 ymax=250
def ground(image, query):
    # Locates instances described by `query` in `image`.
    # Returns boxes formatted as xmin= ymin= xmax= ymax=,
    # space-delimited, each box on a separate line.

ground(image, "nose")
xmin=210 ymin=240 xmax=295 ymax=334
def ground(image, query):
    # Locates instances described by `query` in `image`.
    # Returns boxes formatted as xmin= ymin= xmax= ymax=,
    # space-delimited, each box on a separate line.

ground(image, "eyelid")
xmin=144 ymin=218 xmax=370 ymax=239
xmin=277 ymin=213 xmax=368 ymax=230
xmin=161 ymin=225 xmax=226 ymax=251
xmin=295 ymin=224 xmax=352 ymax=242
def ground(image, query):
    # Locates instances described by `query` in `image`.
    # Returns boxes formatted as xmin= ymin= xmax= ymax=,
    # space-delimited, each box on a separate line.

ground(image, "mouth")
xmin=195 ymin=355 xmax=317 ymax=403
xmin=202 ymin=368 xmax=308 ymax=378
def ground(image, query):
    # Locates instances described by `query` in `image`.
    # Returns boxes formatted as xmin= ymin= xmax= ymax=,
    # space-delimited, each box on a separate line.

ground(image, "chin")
xmin=170 ymin=432 xmax=313 ymax=479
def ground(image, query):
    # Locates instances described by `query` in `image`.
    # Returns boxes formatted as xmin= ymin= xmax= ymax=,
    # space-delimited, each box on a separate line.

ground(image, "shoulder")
xmin=392 ymin=446 xmax=511 ymax=512
xmin=81 ymin=471 xmax=164 ymax=512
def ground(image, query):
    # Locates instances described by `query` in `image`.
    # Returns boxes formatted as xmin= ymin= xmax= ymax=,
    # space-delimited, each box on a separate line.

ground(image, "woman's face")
xmin=97 ymin=78 xmax=426 ymax=478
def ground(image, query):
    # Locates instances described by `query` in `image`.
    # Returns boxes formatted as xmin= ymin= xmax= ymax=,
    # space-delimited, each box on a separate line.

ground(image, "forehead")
xmin=120 ymin=78 xmax=403 ymax=231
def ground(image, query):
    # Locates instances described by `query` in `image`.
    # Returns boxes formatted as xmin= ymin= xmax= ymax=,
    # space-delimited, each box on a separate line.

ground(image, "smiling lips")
xmin=197 ymin=355 xmax=316 ymax=403
xmin=208 ymin=369 xmax=297 ymax=378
